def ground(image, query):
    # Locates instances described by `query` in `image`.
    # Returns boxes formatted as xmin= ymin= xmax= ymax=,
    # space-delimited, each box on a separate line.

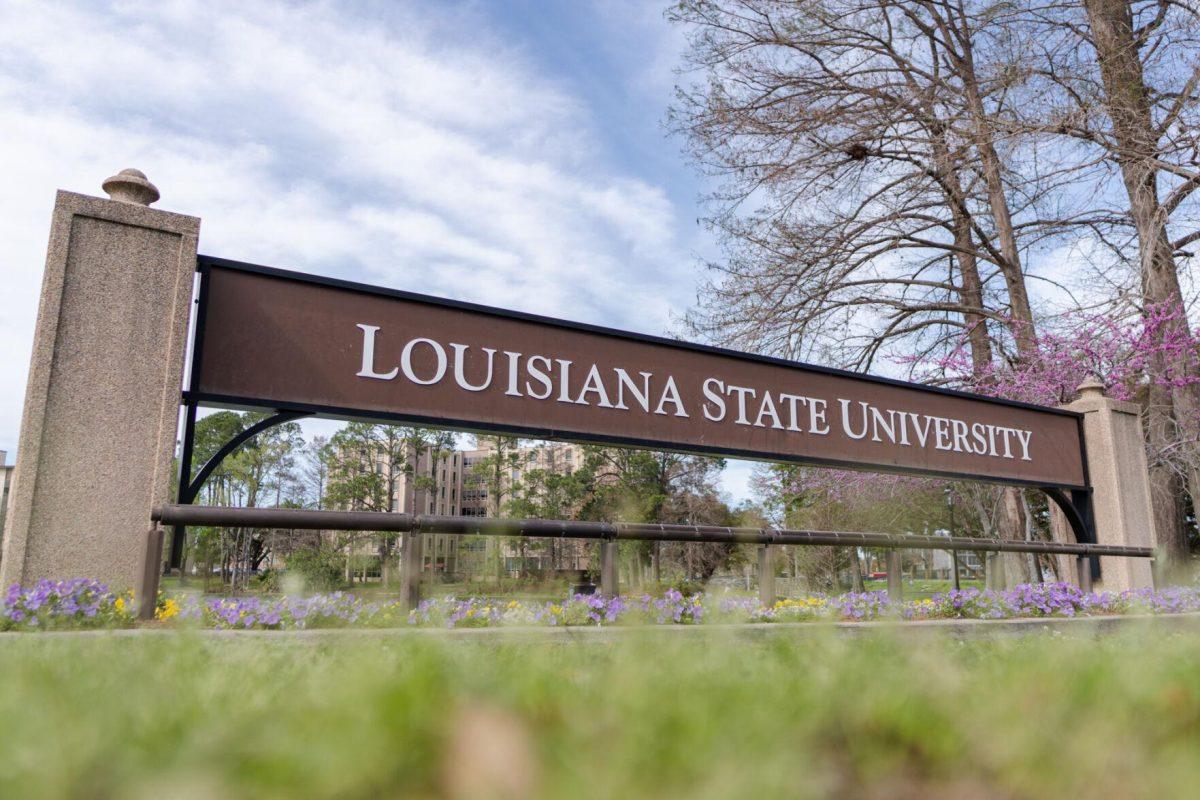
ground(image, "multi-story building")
xmin=354 ymin=440 xmax=590 ymax=580
xmin=456 ymin=442 xmax=590 ymax=576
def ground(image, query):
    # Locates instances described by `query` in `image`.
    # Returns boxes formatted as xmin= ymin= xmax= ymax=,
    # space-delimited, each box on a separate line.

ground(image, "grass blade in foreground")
xmin=1 ymin=630 xmax=1198 ymax=798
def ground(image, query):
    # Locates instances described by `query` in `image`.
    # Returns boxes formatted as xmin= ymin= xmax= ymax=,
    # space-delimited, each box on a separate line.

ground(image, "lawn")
xmin=1 ymin=628 xmax=1198 ymax=799
xmin=863 ymin=577 xmax=986 ymax=598
xmin=160 ymin=575 xmax=988 ymax=604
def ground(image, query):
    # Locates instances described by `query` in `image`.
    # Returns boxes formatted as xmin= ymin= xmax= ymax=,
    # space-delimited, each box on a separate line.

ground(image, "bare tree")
xmin=668 ymin=0 xmax=1103 ymax=576
xmin=1015 ymin=0 xmax=1200 ymax=559
xmin=667 ymin=1 xmax=1093 ymax=373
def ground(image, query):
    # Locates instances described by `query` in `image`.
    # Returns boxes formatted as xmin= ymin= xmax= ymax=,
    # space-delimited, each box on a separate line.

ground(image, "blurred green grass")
xmin=1 ymin=629 xmax=1197 ymax=799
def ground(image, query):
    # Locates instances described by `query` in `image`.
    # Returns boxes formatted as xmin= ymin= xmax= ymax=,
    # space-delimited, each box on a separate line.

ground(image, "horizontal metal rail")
xmin=152 ymin=505 xmax=1154 ymax=559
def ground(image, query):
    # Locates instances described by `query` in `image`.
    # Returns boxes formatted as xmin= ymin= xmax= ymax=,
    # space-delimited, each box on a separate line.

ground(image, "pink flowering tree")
xmin=914 ymin=303 xmax=1200 ymax=408
xmin=753 ymin=303 xmax=1200 ymax=584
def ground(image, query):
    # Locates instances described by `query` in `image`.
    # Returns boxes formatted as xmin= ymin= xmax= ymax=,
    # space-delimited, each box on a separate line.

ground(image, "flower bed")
xmin=155 ymin=587 xmax=707 ymax=629
xmin=4 ymin=580 xmax=1200 ymax=632
xmin=2 ymin=579 xmax=135 ymax=631
xmin=143 ymin=582 xmax=1200 ymax=629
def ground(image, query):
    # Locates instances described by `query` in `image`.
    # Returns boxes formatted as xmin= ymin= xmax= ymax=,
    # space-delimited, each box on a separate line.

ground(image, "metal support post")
xmin=945 ymin=485 xmax=960 ymax=591
xmin=138 ymin=527 xmax=165 ymax=620
xmin=758 ymin=544 xmax=776 ymax=607
xmin=1076 ymin=554 xmax=1093 ymax=593
xmin=400 ymin=528 xmax=423 ymax=611
xmin=985 ymin=551 xmax=1004 ymax=590
xmin=886 ymin=549 xmax=903 ymax=602
xmin=600 ymin=539 xmax=619 ymax=598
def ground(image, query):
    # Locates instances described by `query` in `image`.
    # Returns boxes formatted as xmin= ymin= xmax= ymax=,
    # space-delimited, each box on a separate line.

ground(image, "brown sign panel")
xmin=190 ymin=258 xmax=1088 ymax=489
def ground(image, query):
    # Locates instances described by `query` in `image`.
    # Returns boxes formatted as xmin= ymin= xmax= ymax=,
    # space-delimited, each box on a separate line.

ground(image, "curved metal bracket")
xmin=169 ymin=408 xmax=310 ymax=571
xmin=180 ymin=410 xmax=310 ymax=504
xmin=1043 ymin=487 xmax=1099 ymax=581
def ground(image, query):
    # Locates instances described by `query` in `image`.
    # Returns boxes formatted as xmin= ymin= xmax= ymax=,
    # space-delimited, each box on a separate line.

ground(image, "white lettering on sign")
xmin=354 ymin=324 xmax=1035 ymax=462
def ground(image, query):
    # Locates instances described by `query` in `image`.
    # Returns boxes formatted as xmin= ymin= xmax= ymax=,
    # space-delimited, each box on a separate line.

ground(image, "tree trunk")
xmin=1049 ymin=503 xmax=1079 ymax=585
xmin=1084 ymin=0 xmax=1197 ymax=561
xmin=953 ymin=81 xmax=1041 ymax=556
xmin=949 ymin=10 xmax=1038 ymax=359
xmin=380 ymin=537 xmax=393 ymax=589
xmin=930 ymin=126 xmax=995 ymax=375
xmin=178 ymin=533 xmax=190 ymax=586
xmin=998 ymin=489 xmax=1033 ymax=586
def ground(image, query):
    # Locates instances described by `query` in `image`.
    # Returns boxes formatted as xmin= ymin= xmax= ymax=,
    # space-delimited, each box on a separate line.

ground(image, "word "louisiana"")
xmin=355 ymin=325 xmax=689 ymax=416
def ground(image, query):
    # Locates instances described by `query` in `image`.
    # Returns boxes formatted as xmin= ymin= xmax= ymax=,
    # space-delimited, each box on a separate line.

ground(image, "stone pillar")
xmin=1055 ymin=377 xmax=1156 ymax=591
xmin=0 ymin=171 xmax=199 ymax=605
xmin=757 ymin=544 xmax=775 ymax=607
xmin=599 ymin=540 xmax=619 ymax=598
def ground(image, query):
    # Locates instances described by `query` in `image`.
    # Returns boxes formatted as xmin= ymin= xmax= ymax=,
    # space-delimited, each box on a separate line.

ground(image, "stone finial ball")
xmin=101 ymin=168 xmax=160 ymax=206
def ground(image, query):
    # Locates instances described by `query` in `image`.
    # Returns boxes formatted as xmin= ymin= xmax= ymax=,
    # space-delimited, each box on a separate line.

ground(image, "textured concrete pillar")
xmin=599 ymin=540 xmax=618 ymax=598
xmin=1056 ymin=377 xmax=1156 ymax=591
xmin=0 ymin=171 xmax=199 ymax=599
xmin=757 ymin=544 xmax=775 ymax=607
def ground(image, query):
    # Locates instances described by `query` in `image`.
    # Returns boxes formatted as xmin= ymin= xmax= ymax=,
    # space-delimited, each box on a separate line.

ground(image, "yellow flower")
xmin=114 ymin=597 xmax=126 ymax=612
xmin=507 ymin=600 xmax=520 ymax=610
xmin=156 ymin=597 xmax=181 ymax=621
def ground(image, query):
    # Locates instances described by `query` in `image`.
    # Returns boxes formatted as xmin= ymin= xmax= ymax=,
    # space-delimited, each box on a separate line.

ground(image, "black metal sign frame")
xmin=169 ymin=255 xmax=1100 ymax=578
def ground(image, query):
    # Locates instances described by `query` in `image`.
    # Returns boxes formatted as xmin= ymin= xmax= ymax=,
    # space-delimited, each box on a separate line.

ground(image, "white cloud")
xmin=0 ymin=0 xmax=699 ymax=454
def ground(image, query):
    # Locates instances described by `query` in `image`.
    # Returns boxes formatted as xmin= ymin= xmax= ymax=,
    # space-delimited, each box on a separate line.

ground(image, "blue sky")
xmin=0 ymin=0 xmax=759 ymax=500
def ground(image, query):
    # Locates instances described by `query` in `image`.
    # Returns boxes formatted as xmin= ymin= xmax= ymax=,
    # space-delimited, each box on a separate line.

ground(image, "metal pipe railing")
xmin=151 ymin=504 xmax=1154 ymax=559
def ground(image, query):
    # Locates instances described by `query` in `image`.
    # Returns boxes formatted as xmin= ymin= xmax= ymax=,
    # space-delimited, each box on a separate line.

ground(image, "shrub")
xmin=284 ymin=544 xmax=345 ymax=592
